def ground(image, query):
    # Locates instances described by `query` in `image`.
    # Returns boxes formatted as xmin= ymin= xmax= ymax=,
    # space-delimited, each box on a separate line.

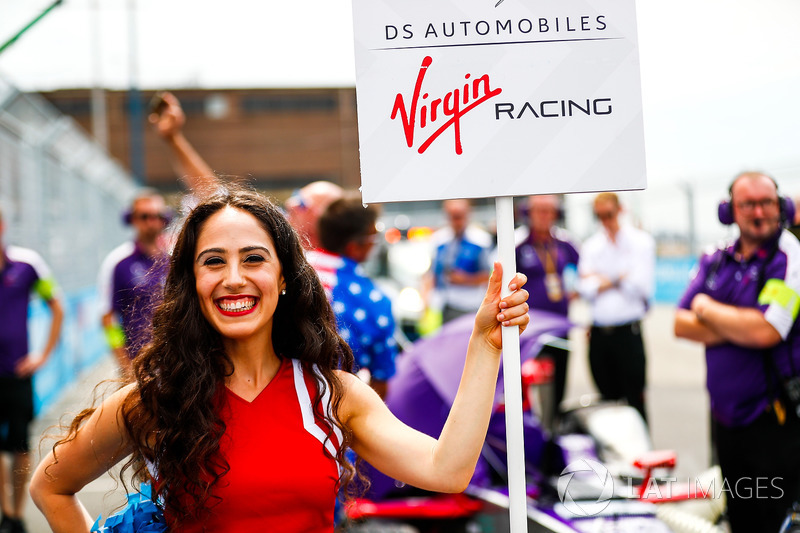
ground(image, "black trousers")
xmin=539 ymin=346 xmax=569 ymax=420
xmin=0 ymin=376 xmax=34 ymax=453
xmin=588 ymin=321 xmax=647 ymax=424
xmin=715 ymin=410 xmax=800 ymax=533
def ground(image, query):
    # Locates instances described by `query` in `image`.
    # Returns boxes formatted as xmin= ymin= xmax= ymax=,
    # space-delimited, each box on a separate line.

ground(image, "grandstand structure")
xmin=39 ymin=87 xmax=362 ymax=193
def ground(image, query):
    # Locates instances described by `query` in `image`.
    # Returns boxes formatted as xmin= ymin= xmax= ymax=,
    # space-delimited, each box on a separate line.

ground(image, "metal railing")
xmin=0 ymin=75 xmax=137 ymax=412
xmin=0 ymin=75 xmax=136 ymax=291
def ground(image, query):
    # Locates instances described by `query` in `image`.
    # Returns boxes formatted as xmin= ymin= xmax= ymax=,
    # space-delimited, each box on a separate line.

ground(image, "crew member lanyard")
xmin=532 ymin=236 xmax=562 ymax=302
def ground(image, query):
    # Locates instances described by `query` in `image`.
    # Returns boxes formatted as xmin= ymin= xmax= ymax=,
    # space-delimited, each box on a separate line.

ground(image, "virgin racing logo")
xmin=390 ymin=56 xmax=502 ymax=155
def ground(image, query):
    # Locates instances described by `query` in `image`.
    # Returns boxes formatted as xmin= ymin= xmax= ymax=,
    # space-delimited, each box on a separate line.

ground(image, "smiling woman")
xmin=193 ymin=207 xmax=286 ymax=351
xmin=28 ymin=187 xmax=531 ymax=533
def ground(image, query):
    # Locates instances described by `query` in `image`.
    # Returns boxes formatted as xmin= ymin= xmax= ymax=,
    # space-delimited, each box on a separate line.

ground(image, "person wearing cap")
xmin=284 ymin=181 xmax=344 ymax=250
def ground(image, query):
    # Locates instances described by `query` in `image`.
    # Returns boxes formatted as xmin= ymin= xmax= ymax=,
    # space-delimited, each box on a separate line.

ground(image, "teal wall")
xmin=29 ymin=287 xmax=110 ymax=415
xmin=654 ymin=256 xmax=698 ymax=305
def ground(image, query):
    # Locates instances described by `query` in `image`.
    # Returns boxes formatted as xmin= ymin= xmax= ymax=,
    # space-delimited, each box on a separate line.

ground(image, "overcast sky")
xmin=1 ymin=0 xmax=799 ymax=231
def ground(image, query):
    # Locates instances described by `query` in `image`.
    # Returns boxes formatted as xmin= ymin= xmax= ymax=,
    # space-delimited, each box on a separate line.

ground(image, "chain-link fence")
xmin=0 ymin=75 xmax=137 ymax=412
xmin=0 ymin=77 xmax=136 ymax=290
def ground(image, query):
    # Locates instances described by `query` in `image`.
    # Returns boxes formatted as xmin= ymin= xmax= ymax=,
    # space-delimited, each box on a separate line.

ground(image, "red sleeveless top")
xmin=173 ymin=358 xmax=341 ymax=532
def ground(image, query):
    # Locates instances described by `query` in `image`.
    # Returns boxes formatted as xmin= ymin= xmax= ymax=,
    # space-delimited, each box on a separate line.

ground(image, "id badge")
xmin=545 ymin=273 xmax=563 ymax=302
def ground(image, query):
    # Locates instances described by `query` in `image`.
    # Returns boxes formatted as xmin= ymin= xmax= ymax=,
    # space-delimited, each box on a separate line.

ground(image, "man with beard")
xmin=675 ymin=172 xmax=800 ymax=532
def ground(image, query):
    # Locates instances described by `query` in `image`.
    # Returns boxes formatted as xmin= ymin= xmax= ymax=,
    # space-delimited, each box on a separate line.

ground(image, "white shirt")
xmin=577 ymin=225 xmax=655 ymax=326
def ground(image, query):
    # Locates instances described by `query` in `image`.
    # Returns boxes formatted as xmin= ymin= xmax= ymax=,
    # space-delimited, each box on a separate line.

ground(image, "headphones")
xmin=518 ymin=195 xmax=565 ymax=222
xmin=122 ymin=207 xmax=174 ymax=226
xmin=717 ymin=174 xmax=795 ymax=227
xmin=123 ymin=189 xmax=175 ymax=226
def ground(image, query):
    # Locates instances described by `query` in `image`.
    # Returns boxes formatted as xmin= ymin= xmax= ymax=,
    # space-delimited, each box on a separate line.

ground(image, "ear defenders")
xmin=518 ymin=196 xmax=565 ymax=221
xmin=122 ymin=207 xmax=174 ymax=226
xmin=718 ymin=196 xmax=795 ymax=227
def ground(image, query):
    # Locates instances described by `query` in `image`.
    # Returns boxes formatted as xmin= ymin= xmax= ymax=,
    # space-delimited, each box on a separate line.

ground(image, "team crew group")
xmin=0 ymin=91 xmax=797 ymax=533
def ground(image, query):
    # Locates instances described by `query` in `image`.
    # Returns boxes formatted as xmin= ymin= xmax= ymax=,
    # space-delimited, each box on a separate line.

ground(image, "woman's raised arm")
xmin=341 ymin=262 xmax=528 ymax=493
xmin=30 ymin=384 xmax=136 ymax=533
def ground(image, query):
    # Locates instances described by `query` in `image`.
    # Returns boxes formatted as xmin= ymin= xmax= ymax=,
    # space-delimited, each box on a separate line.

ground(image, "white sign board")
xmin=352 ymin=0 xmax=646 ymax=204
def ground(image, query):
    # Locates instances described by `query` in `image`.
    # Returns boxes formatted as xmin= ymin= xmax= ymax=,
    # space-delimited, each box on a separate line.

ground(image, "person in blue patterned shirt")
xmin=308 ymin=193 xmax=397 ymax=398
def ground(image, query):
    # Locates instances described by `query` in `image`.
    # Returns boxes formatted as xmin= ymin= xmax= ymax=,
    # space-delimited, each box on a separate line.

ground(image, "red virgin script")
xmin=390 ymin=56 xmax=502 ymax=155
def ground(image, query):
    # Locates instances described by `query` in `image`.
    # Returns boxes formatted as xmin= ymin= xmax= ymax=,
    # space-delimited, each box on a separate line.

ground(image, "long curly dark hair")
xmin=54 ymin=188 xmax=357 ymax=526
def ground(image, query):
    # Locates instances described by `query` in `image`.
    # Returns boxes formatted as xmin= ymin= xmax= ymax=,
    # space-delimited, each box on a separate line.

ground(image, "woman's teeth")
xmin=218 ymin=298 xmax=255 ymax=312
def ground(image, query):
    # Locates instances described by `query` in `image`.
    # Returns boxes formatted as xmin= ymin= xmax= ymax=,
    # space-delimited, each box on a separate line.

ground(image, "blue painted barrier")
xmin=28 ymin=287 xmax=110 ymax=415
xmin=654 ymin=256 xmax=698 ymax=305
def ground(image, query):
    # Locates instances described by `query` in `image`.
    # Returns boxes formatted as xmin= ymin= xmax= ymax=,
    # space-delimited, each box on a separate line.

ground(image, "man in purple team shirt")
xmin=0 ymin=208 xmax=64 ymax=533
xmin=675 ymin=172 xmax=800 ymax=532
xmin=515 ymin=195 xmax=579 ymax=316
xmin=514 ymin=195 xmax=579 ymax=421
xmin=99 ymin=92 xmax=219 ymax=379
xmin=97 ymin=190 xmax=171 ymax=378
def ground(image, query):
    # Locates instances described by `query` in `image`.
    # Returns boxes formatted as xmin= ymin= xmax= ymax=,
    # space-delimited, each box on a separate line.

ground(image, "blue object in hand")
xmin=91 ymin=483 xmax=167 ymax=533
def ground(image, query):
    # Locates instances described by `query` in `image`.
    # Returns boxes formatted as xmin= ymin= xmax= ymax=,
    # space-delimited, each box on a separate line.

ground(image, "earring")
xmin=280 ymin=289 xmax=286 ymax=296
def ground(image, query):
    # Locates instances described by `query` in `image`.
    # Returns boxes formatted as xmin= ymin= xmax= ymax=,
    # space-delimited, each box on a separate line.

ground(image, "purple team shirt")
xmin=0 ymin=246 xmax=57 ymax=377
xmin=515 ymin=231 xmax=579 ymax=316
xmin=98 ymin=242 xmax=168 ymax=357
xmin=679 ymin=231 xmax=800 ymax=427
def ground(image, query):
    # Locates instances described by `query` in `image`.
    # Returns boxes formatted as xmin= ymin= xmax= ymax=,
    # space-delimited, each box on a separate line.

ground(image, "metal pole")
xmin=127 ymin=0 xmax=145 ymax=184
xmin=90 ymin=0 xmax=108 ymax=150
xmin=494 ymin=196 xmax=527 ymax=532
xmin=684 ymin=181 xmax=696 ymax=256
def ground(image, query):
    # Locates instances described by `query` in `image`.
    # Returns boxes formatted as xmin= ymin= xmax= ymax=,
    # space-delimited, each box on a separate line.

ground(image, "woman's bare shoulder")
xmin=333 ymin=370 xmax=384 ymax=424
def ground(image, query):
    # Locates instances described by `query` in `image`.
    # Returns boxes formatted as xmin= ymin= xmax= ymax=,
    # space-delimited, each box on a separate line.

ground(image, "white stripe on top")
xmin=291 ymin=359 xmax=341 ymax=459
